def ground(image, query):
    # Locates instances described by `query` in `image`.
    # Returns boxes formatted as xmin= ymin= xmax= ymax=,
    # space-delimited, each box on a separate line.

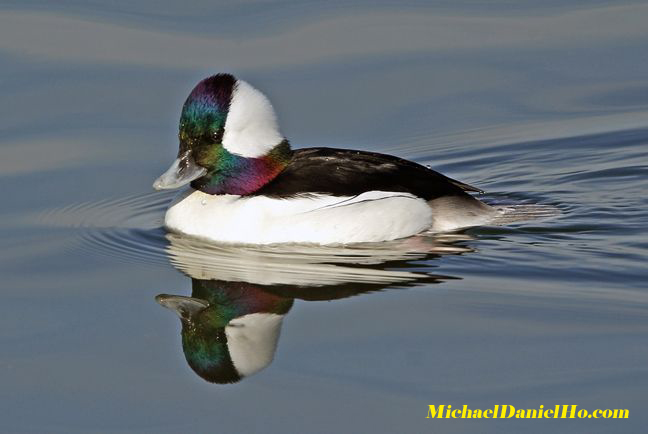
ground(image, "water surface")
xmin=1 ymin=1 xmax=647 ymax=433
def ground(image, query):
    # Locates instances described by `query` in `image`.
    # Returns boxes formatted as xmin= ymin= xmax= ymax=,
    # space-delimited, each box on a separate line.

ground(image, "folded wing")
xmin=252 ymin=147 xmax=483 ymax=200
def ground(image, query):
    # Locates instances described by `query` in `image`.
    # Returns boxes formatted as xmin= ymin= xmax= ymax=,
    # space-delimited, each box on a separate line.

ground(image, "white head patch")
xmin=222 ymin=79 xmax=284 ymax=158
xmin=225 ymin=313 xmax=284 ymax=377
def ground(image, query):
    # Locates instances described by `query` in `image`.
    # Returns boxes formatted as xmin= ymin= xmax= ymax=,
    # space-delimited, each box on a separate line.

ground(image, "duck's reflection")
xmin=157 ymin=281 xmax=292 ymax=383
xmin=156 ymin=232 xmax=473 ymax=383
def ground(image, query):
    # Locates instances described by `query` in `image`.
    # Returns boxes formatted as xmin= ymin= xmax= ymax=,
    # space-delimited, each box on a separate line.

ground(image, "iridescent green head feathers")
xmin=153 ymin=73 xmax=292 ymax=195
xmin=156 ymin=280 xmax=293 ymax=384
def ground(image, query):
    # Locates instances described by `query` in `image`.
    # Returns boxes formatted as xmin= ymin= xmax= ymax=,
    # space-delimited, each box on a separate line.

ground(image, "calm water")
xmin=1 ymin=1 xmax=648 ymax=433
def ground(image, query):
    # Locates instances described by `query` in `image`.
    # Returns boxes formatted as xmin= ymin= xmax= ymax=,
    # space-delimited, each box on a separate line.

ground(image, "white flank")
xmin=164 ymin=232 xmax=442 ymax=285
xmin=225 ymin=313 xmax=284 ymax=377
xmin=164 ymin=190 xmax=436 ymax=244
xmin=221 ymin=80 xmax=284 ymax=158
xmin=426 ymin=195 xmax=497 ymax=232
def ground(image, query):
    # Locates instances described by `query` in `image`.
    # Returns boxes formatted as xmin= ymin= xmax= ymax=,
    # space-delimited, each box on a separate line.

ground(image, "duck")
xmin=153 ymin=73 xmax=496 ymax=245
xmin=155 ymin=232 xmax=456 ymax=383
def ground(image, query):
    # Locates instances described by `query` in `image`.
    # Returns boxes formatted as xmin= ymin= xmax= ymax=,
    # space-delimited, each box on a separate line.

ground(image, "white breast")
xmin=164 ymin=189 xmax=435 ymax=245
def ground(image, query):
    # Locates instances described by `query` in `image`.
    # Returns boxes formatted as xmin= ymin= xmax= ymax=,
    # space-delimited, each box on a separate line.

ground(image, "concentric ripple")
xmin=38 ymin=190 xmax=175 ymax=230
xmin=37 ymin=190 xmax=175 ymax=268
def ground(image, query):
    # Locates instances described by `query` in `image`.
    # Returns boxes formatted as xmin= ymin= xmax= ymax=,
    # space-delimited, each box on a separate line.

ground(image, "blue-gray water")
xmin=1 ymin=1 xmax=647 ymax=433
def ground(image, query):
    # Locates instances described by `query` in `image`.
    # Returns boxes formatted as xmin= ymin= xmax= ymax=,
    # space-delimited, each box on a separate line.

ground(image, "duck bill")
xmin=153 ymin=150 xmax=207 ymax=190
xmin=155 ymin=294 xmax=209 ymax=320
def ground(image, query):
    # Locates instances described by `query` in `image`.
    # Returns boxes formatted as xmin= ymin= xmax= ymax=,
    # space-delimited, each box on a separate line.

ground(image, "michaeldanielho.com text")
xmin=426 ymin=405 xmax=628 ymax=419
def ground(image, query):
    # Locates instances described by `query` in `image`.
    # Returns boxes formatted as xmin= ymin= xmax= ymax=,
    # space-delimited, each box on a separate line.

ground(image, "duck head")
xmin=153 ymin=73 xmax=293 ymax=195
xmin=156 ymin=280 xmax=293 ymax=384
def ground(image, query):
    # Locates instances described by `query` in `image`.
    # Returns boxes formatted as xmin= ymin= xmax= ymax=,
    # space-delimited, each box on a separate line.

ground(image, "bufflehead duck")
xmin=154 ymin=73 xmax=496 ymax=244
xmin=156 ymin=235 xmax=456 ymax=383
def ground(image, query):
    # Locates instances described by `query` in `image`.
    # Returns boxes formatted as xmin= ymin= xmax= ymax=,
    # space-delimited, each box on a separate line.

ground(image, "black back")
xmin=252 ymin=147 xmax=482 ymax=200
